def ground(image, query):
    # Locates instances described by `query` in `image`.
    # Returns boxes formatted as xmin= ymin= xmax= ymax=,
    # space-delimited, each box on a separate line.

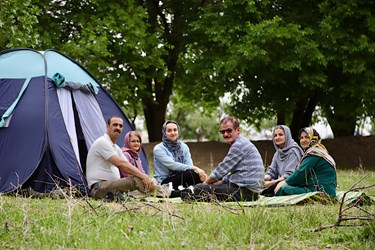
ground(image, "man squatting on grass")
xmin=86 ymin=116 xmax=156 ymax=200
xmin=192 ymin=116 xmax=265 ymax=202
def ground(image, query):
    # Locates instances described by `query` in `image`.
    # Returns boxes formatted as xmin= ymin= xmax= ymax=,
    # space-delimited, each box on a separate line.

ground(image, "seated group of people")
xmin=86 ymin=115 xmax=337 ymax=202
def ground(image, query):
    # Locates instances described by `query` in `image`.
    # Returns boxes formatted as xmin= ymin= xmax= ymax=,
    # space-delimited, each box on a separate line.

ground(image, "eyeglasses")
xmin=130 ymin=140 xmax=141 ymax=143
xmin=219 ymin=128 xmax=233 ymax=135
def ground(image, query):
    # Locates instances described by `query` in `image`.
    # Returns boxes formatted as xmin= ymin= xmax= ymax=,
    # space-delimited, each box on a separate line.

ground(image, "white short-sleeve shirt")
xmin=86 ymin=133 xmax=128 ymax=186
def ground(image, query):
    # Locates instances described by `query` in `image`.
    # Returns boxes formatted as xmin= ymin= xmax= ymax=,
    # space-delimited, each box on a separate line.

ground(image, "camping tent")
xmin=0 ymin=48 xmax=149 ymax=194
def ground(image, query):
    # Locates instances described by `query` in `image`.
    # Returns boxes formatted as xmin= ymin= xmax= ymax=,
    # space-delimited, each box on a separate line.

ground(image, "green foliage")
xmin=183 ymin=1 xmax=328 ymax=132
xmin=183 ymin=0 xmax=375 ymax=137
xmin=317 ymin=0 xmax=375 ymax=136
xmin=2 ymin=0 xmax=375 ymax=139
xmin=0 ymin=0 xmax=40 ymax=49
xmin=166 ymin=93 xmax=223 ymax=141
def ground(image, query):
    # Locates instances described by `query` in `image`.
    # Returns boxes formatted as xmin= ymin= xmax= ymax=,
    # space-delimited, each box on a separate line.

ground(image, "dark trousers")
xmin=161 ymin=169 xmax=201 ymax=190
xmin=161 ymin=169 xmax=202 ymax=198
xmin=192 ymin=182 xmax=259 ymax=202
xmin=260 ymin=181 xmax=280 ymax=197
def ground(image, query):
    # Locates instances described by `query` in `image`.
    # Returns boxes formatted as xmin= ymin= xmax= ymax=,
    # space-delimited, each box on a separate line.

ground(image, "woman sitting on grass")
xmin=120 ymin=130 xmax=172 ymax=197
xmin=262 ymin=125 xmax=303 ymax=196
xmin=120 ymin=131 xmax=157 ymax=183
xmin=274 ymin=127 xmax=337 ymax=198
xmin=153 ymin=120 xmax=207 ymax=197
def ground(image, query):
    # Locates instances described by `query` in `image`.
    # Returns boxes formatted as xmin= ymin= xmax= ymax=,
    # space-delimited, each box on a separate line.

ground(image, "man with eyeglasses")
xmin=191 ymin=116 xmax=264 ymax=202
xmin=86 ymin=115 xmax=156 ymax=201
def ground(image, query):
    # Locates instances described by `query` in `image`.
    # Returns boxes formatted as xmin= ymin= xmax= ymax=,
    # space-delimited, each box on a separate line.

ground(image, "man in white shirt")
xmin=86 ymin=115 xmax=155 ymax=200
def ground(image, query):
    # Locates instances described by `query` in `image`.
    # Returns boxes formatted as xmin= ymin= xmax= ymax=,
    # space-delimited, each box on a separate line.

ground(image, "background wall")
xmin=143 ymin=135 xmax=375 ymax=173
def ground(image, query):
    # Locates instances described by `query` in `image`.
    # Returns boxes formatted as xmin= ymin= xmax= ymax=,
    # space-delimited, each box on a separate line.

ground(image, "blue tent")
xmin=0 ymin=48 xmax=149 ymax=194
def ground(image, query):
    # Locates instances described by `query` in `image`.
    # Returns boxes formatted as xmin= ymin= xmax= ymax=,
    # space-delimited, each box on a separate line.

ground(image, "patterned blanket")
xmin=144 ymin=191 xmax=374 ymax=207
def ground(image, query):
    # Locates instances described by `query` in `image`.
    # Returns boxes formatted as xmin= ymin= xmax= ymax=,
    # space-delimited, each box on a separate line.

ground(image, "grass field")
xmin=0 ymin=169 xmax=374 ymax=249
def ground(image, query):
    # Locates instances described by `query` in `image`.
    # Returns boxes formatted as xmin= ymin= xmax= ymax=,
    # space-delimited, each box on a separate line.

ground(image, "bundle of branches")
xmin=311 ymin=174 xmax=375 ymax=232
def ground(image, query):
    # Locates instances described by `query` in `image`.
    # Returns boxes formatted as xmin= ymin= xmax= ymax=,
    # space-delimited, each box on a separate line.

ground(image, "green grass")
xmin=0 ymin=169 xmax=374 ymax=249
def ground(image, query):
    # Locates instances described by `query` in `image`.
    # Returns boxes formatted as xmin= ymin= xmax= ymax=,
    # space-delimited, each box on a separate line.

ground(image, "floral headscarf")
xmin=299 ymin=127 xmax=321 ymax=148
xmin=120 ymin=131 xmax=144 ymax=176
xmin=298 ymin=127 xmax=336 ymax=169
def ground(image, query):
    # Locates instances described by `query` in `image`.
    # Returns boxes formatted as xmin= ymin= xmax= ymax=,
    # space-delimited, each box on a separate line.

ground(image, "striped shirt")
xmin=210 ymin=134 xmax=265 ymax=193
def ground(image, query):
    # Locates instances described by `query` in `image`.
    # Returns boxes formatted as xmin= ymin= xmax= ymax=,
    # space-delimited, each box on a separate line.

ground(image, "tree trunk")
xmin=143 ymin=103 xmax=167 ymax=142
xmin=289 ymin=96 xmax=319 ymax=141
xmin=277 ymin=112 xmax=285 ymax=125
xmin=328 ymin=117 xmax=356 ymax=137
xmin=140 ymin=0 xmax=191 ymax=142
xmin=324 ymin=104 xmax=357 ymax=137
xmin=143 ymin=73 xmax=174 ymax=142
xmin=323 ymin=65 xmax=359 ymax=137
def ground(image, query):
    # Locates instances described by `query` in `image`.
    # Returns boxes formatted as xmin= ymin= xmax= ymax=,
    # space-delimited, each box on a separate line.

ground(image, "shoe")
xmin=116 ymin=192 xmax=125 ymax=202
xmin=157 ymin=184 xmax=172 ymax=198
xmin=103 ymin=192 xmax=125 ymax=202
xmin=180 ymin=188 xmax=195 ymax=201
xmin=187 ymin=185 xmax=195 ymax=194
xmin=103 ymin=192 xmax=114 ymax=202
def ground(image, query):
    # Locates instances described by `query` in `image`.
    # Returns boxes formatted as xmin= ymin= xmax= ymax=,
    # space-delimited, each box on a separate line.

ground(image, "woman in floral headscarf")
xmin=262 ymin=125 xmax=304 ymax=196
xmin=153 ymin=120 xmax=207 ymax=195
xmin=120 ymin=131 xmax=147 ymax=177
xmin=275 ymin=127 xmax=337 ymax=198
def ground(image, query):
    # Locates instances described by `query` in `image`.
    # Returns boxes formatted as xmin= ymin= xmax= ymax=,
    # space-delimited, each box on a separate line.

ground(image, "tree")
xmin=318 ymin=0 xmax=375 ymax=136
xmin=133 ymin=1 xmax=218 ymax=142
xmin=167 ymin=93 xmax=224 ymax=142
xmin=180 ymin=0 xmax=375 ymax=138
xmin=179 ymin=1 xmax=327 ymax=139
xmin=31 ymin=0 xmax=215 ymax=142
xmin=0 ymin=0 xmax=40 ymax=49
xmin=5 ymin=0 xmax=374 ymax=140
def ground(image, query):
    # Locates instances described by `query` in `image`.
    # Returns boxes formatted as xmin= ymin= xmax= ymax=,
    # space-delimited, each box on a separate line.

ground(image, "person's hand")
xmin=264 ymin=174 xmax=272 ymax=181
xmin=274 ymin=181 xmax=288 ymax=193
xmin=141 ymin=175 xmax=154 ymax=191
xmin=192 ymin=166 xmax=207 ymax=182
xmin=198 ymin=170 xmax=207 ymax=182
xmin=264 ymin=180 xmax=274 ymax=188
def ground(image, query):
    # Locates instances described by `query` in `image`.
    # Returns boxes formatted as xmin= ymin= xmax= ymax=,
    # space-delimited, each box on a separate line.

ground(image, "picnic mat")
xmin=336 ymin=191 xmax=375 ymax=205
xmin=143 ymin=191 xmax=374 ymax=207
